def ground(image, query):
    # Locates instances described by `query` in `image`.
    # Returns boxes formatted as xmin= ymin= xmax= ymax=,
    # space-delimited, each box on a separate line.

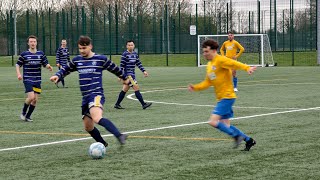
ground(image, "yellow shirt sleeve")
xmin=220 ymin=42 xmax=226 ymax=56
xmin=235 ymin=41 xmax=245 ymax=59
xmin=218 ymin=56 xmax=250 ymax=71
xmin=192 ymin=76 xmax=211 ymax=91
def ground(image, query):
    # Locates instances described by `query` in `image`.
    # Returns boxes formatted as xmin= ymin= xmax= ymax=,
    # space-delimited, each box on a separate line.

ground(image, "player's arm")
xmin=56 ymin=48 xmax=60 ymax=67
xmin=219 ymin=57 xmax=256 ymax=74
xmin=51 ymin=59 xmax=77 ymax=83
xmin=16 ymin=55 xmax=24 ymax=80
xmin=41 ymin=54 xmax=53 ymax=71
xmin=135 ymin=55 xmax=148 ymax=77
xmin=120 ymin=53 xmax=127 ymax=71
xmin=235 ymin=41 xmax=245 ymax=59
xmin=220 ymin=42 xmax=226 ymax=56
xmin=103 ymin=57 xmax=128 ymax=81
xmin=67 ymin=49 xmax=70 ymax=62
xmin=189 ymin=76 xmax=211 ymax=92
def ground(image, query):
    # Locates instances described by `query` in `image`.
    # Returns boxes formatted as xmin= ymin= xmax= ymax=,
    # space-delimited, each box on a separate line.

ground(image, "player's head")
xmin=27 ymin=35 xmax=37 ymax=49
xmin=126 ymin=40 xmax=135 ymax=52
xmin=61 ymin=39 xmax=67 ymax=47
xmin=78 ymin=36 xmax=92 ymax=57
xmin=228 ymin=31 xmax=234 ymax=41
xmin=202 ymin=39 xmax=219 ymax=61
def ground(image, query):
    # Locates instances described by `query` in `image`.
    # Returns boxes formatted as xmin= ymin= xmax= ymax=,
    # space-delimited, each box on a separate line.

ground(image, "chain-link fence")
xmin=0 ymin=0 xmax=318 ymax=66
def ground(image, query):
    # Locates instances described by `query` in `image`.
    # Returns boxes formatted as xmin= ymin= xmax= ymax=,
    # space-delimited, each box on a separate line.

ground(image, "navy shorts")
xmin=128 ymin=75 xmax=138 ymax=87
xmin=81 ymin=95 xmax=105 ymax=118
xmin=212 ymin=99 xmax=236 ymax=119
xmin=24 ymin=82 xmax=41 ymax=94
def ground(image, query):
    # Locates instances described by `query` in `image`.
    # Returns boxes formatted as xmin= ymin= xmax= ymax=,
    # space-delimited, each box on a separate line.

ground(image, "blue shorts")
xmin=212 ymin=99 xmax=235 ymax=119
xmin=128 ymin=75 xmax=138 ymax=87
xmin=81 ymin=94 xmax=105 ymax=118
xmin=24 ymin=82 xmax=41 ymax=94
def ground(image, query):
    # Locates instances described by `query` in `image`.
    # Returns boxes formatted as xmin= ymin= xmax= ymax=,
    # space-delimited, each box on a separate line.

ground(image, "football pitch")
xmin=0 ymin=66 xmax=320 ymax=179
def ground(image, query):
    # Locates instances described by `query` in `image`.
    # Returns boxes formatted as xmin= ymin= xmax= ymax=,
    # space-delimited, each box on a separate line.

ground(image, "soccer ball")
xmin=88 ymin=142 xmax=106 ymax=159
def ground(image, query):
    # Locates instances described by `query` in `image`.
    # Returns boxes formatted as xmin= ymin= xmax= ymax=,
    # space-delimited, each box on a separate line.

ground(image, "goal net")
xmin=197 ymin=34 xmax=274 ymax=67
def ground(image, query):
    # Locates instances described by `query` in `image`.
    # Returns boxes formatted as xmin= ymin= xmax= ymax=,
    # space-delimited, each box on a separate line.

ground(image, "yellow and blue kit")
xmin=220 ymin=40 xmax=244 ymax=59
xmin=192 ymin=54 xmax=250 ymax=101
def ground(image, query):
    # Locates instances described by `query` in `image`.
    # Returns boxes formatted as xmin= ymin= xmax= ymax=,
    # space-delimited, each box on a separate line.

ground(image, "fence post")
xmin=41 ymin=11 xmax=45 ymax=53
xmin=115 ymin=4 xmax=119 ymax=54
xmin=26 ymin=10 xmax=29 ymax=37
xmin=56 ymin=12 xmax=59 ymax=51
xmin=153 ymin=3 xmax=157 ymax=54
xmin=178 ymin=2 xmax=181 ymax=53
xmin=108 ymin=4 xmax=112 ymax=59
xmin=49 ymin=8 xmax=52 ymax=55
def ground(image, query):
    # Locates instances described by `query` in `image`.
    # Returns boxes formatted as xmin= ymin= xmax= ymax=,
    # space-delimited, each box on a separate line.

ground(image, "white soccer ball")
xmin=88 ymin=142 xmax=106 ymax=159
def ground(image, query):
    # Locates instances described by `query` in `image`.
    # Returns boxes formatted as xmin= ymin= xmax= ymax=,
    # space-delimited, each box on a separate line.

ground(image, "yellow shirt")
xmin=220 ymin=40 xmax=244 ymax=59
xmin=192 ymin=55 xmax=250 ymax=101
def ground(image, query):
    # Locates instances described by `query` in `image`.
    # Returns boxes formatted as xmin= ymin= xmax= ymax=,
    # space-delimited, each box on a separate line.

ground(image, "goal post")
xmin=197 ymin=34 xmax=274 ymax=67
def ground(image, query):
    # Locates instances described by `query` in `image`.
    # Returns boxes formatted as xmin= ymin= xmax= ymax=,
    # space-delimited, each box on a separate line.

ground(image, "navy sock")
xmin=216 ymin=122 xmax=236 ymax=137
xmin=26 ymin=105 xmax=35 ymax=119
xmin=230 ymin=125 xmax=250 ymax=141
xmin=88 ymin=127 xmax=107 ymax=145
xmin=98 ymin=118 xmax=121 ymax=137
xmin=233 ymin=77 xmax=238 ymax=88
xmin=22 ymin=103 xmax=29 ymax=115
xmin=61 ymin=78 xmax=65 ymax=87
xmin=115 ymin=90 xmax=126 ymax=105
xmin=135 ymin=90 xmax=145 ymax=105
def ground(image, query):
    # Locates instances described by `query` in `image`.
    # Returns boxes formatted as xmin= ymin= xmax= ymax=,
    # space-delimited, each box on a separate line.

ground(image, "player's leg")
xmin=132 ymin=82 xmax=152 ymax=109
xmin=83 ymin=115 xmax=108 ymax=147
xmin=25 ymin=85 xmax=41 ymax=121
xmin=233 ymin=70 xmax=238 ymax=92
xmin=208 ymin=99 xmax=241 ymax=142
xmin=114 ymin=84 xmax=130 ymax=109
xmin=89 ymin=95 xmax=127 ymax=144
xmin=21 ymin=83 xmax=35 ymax=121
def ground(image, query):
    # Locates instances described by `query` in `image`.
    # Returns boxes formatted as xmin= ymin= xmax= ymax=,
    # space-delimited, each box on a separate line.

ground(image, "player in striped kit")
xmin=50 ymin=36 xmax=128 ymax=146
xmin=16 ymin=35 xmax=53 ymax=122
xmin=55 ymin=39 xmax=70 ymax=88
xmin=114 ymin=40 xmax=152 ymax=110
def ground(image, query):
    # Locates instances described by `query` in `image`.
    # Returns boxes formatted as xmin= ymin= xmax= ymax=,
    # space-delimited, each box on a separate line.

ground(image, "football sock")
xmin=61 ymin=78 xmax=65 ymax=87
xmin=88 ymin=127 xmax=107 ymax=145
xmin=115 ymin=90 xmax=126 ymax=105
xmin=22 ymin=103 xmax=29 ymax=115
xmin=233 ymin=77 xmax=238 ymax=88
xmin=135 ymin=90 xmax=145 ymax=105
xmin=98 ymin=118 xmax=121 ymax=137
xmin=26 ymin=105 xmax=35 ymax=119
xmin=230 ymin=125 xmax=250 ymax=141
xmin=216 ymin=122 xmax=236 ymax=137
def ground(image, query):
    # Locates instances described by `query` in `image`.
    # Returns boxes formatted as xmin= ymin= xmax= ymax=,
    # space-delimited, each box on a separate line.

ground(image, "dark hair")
xmin=27 ymin=35 xmax=37 ymax=42
xmin=126 ymin=40 xmax=134 ymax=44
xmin=202 ymin=39 xmax=219 ymax=50
xmin=78 ymin=36 xmax=92 ymax=46
xmin=228 ymin=31 xmax=234 ymax=35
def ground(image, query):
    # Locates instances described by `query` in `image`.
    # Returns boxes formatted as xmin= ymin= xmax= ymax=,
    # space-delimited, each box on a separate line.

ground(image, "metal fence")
xmin=0 ymin=0 xmax=318 ymax=66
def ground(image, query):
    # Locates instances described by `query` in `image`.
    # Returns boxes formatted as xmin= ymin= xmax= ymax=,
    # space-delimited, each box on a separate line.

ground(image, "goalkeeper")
xmin=220 ymin=31 xmax=244 ymax=92
xmin=189 ymin=39 xmax=256 ymax=151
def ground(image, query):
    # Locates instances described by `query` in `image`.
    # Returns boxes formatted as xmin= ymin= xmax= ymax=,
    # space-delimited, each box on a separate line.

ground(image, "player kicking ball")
xmin=188 ymin=39 xmax=256 ymax=151
xmin=50 ymin=36 xmax=129 ymax=146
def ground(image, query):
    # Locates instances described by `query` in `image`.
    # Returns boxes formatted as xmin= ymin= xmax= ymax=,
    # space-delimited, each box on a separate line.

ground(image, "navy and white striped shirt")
xmin=16 ymin=50 xmax=49 ymax=84
xmin=120 ymin=50 xmax=145 ymax=76
xmin=56 ymin=47 xmax=70 ymax=66
xmin=55 ymin=54 xmax=126 ymax=97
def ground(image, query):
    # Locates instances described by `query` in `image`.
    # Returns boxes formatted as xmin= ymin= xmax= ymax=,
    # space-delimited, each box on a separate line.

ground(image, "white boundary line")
xmin=0 ymin=106 xmax=319 ymax=152
xmin=126 ymin=88 xmax=300 ymax=110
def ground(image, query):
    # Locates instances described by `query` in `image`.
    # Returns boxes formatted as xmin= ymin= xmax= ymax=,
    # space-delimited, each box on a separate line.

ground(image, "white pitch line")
xmin=0 ymin=106 xmax=319 ymax=152
xmin=126 ymin=88 xmax=300 ymax=110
